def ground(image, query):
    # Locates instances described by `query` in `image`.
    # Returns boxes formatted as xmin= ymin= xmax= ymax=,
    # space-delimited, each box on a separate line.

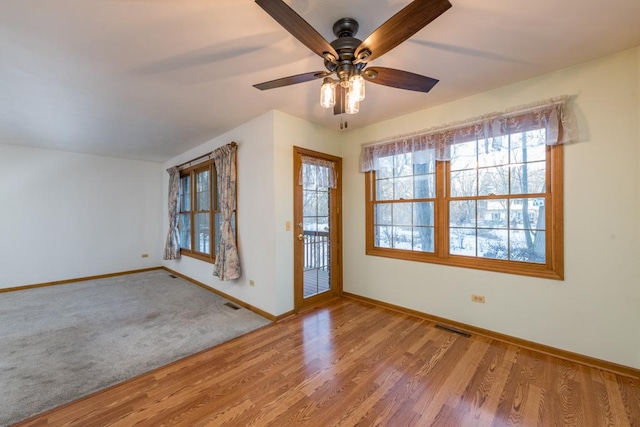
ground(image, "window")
xmin=178 ymin=159 xmax=221 ymax=263
xmin=363 ymin=98 xmax=574 ymax=279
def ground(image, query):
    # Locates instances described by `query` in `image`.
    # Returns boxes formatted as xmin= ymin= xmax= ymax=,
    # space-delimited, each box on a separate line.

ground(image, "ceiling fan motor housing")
xmin=327 ymin=18 xmax=365 ymax=81
xmin=332 ymin=17 xmax=359 ymax=38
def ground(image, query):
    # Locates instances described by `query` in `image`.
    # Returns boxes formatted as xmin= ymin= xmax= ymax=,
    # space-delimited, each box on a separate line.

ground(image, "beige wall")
xmin=341 ymin=47 xmax=640 ymax=368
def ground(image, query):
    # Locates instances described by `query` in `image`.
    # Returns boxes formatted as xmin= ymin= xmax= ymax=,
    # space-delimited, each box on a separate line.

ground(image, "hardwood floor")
xmin=17 ymin=298 xmax=640 ymax=426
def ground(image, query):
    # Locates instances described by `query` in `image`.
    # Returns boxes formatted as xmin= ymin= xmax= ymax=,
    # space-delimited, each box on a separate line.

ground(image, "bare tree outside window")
xmin=373 ymin=152 xmax=436 ymax=253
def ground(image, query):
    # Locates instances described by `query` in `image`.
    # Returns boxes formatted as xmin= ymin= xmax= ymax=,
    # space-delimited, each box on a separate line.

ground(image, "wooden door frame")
xmin=293 ymin=146 xmax=343 ymax=313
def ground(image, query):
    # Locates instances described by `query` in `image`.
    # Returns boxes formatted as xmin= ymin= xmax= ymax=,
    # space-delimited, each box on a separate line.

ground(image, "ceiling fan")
xmin=253 ymin=0 xmax=452 ymax=118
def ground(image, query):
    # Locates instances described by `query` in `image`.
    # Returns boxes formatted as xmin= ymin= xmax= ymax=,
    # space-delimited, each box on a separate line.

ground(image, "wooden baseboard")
xmin=162 ymin=267 xmax=281 ymax=322
xmin=343 ymin=292 xmax=640 ymax=380
xmin=0 ymin=267 xmax=164 ymax=294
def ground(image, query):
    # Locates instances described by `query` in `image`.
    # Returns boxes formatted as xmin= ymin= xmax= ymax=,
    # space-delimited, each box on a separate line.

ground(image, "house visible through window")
xmin=178 ymin=159 xmax=220 ymax=263
xmin=363 ymin=98 xmax=574 ymax=279
xmin=448 ymin=129 xmax=549 ymax=263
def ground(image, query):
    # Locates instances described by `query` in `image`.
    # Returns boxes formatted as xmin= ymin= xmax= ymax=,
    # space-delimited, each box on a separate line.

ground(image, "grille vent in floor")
xmin=168 ymin=274 xmax=177 ymax=278
xmin=435 ymin=323 xmax=472 ymax=338
xmin=224 ymin=302 xmax=241 ymax=310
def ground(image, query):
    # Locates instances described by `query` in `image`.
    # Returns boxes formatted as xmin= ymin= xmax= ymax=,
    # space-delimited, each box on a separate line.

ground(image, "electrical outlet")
xmin=249 ymin=280 xmax=255 ymax=287
xmin=141 ymin=253 xmax=149 ymax=258
xmin=471 ymin=294 xmax=485 ymax=304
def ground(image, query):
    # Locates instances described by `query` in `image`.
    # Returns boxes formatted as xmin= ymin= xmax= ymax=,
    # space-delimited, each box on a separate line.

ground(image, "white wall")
xmin=341 ymin=47 xmax=640 ymax=369
xmin=162 ymin=110 xmax=341 ymax=316
xmin=0 ymin=144 xmax=164 ymax=289
xmin=272 ymin=111 xmax=342 ymax=314
xmin=162 ymin=112 xmax=279 ymax=315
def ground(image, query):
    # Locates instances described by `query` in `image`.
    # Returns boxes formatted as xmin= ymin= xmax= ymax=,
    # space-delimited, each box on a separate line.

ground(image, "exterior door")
xmin=293 ymin=147 xmax=342 ymax=312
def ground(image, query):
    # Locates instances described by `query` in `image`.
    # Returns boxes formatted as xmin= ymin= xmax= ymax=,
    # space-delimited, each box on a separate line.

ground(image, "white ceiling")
xmin=1 ymin=0 xmax=639 ymax=162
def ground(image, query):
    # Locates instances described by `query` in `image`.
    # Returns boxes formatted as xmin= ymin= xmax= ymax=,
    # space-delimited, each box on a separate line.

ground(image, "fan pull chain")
xmin=340 ymin=115 xmax=348 ymax=130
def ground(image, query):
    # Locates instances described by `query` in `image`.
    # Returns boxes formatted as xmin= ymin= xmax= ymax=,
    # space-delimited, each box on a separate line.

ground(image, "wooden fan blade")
xmin=355 ymin=0 xmax=452 ymax=63
xmin=334 ymin=85 xmax=346 ymax=115
xmin=253 ymin=71 xmax=330 ymax=90
xmin=364 ymin=67 xmax=439 ymax=92
xmin=255 ymin=0 xmax=338 ymax=60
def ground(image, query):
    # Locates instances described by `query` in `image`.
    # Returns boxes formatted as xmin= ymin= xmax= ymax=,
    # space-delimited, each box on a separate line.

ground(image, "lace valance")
xmin=299 ymin=155 xmax=337 ymax=189
xmin=360 ymin=96 xmax=577 ymax=172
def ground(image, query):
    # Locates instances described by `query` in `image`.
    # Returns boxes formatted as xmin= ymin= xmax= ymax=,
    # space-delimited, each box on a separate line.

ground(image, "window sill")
xmin=365 ymin=247 xmax=563 ymax=280
xmin=179 ymin=251 xmax=215 ymax=264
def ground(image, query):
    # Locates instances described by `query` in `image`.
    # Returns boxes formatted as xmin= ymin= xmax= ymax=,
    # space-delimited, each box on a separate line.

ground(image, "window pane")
xmin=510 ymin=198 xmax=545 ymax=230
xmin=375 ymin=204 xmax=392 ymax=225
xmin=413 ymin=227 xmax=434 ymax=252
xmin=478 ymin=136 xmax=509 ymax=167
xmin=450 ymin=228 xmax=476 ymax=256
xmin=414 ymin=174 xmax=435 ymax=199
xmin=450 ymin=169 xmax=477 ymax=197
xmin=450 ymin=140 xmax=477 ymax=171
xmin=511 ymin=130 xmax=546 ymax=163
xmin=376 ymin=156 xmax=394 ymax=179
xmin=196 ymin=170 xmax=210 ymax=211
xmin=394 ymin=176 xmax=413 ymax=199
xmin=450 ymin=201 xmax=476 ymax=227
xmin=180 ymin=176 xmax=191 ymax=211
xmin=478 ymin=229 xmax=508 ymax=260
xmin=393 ymin=203 xmax=412 ymax=226
xmin=303 ymin=191 xmax=317 ymax=217
xmin=510 ymin=230 xmax=545 ymax=263
xmin=194 ymin=212 xmax=210 ymax=254
xmin=479 ymin=166 xmax=509 ymax=196
xmin=479 ymin=199 xmax=508 ymax=229
xmin=394 ymin=153 xmax=413 ymax=177
xmin=511 ymin=161 xmax=546 ymax=194
xmin=413 ymin=202 xmax=434 ymax=227
xmin=318 ymin=192 xmax=329 ymax=216
xmin=375 ymin=226 xmax=393 ymax=248
xmin=178 ymin=213 xmax=191 ymax=250
xmin=509 ymin=198 xmax=545 ymax=263
xmin=392 ymin=226 xmax=412 ymax=250
xmin=376 ymin=178 xmax=393 ymax=201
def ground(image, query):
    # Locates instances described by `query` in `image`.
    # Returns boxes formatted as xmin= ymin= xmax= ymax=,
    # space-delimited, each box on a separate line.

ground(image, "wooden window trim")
xmin=179 ymin=159 xmax=216 ymax=264
xmin=365 ymin=144 xmax=564 ymax=280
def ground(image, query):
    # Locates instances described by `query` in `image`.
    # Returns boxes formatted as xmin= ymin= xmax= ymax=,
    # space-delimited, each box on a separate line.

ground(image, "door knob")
xmin=297 ymin=234 xmax=304 ymax=241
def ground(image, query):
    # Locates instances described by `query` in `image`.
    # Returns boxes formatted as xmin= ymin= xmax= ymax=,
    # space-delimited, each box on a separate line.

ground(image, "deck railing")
xmin=303 ymin=230 xmax=329 ymax=271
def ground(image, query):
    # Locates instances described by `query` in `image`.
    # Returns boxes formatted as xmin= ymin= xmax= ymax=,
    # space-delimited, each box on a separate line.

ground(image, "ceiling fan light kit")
xmin=254 ymin=0 xmax=452 ymax=121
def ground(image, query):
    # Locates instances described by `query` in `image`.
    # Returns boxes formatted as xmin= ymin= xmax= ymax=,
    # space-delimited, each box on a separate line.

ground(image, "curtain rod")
xmin=176 ymin=141 xmax=237 ymax=169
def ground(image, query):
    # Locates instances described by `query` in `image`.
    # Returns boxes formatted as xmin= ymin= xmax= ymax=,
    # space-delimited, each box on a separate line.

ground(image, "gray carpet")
xmin=0 ymin=270 xmax=271 ymax=426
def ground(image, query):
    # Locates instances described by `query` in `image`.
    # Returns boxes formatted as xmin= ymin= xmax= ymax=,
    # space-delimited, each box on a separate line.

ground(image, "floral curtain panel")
xmin=163 ymin=166 xmax=181 ymax=260
xmin=360 ymin=96 xmax=577 ymax=172
xmin=212 ymin=143 xmax=241 ymax=281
